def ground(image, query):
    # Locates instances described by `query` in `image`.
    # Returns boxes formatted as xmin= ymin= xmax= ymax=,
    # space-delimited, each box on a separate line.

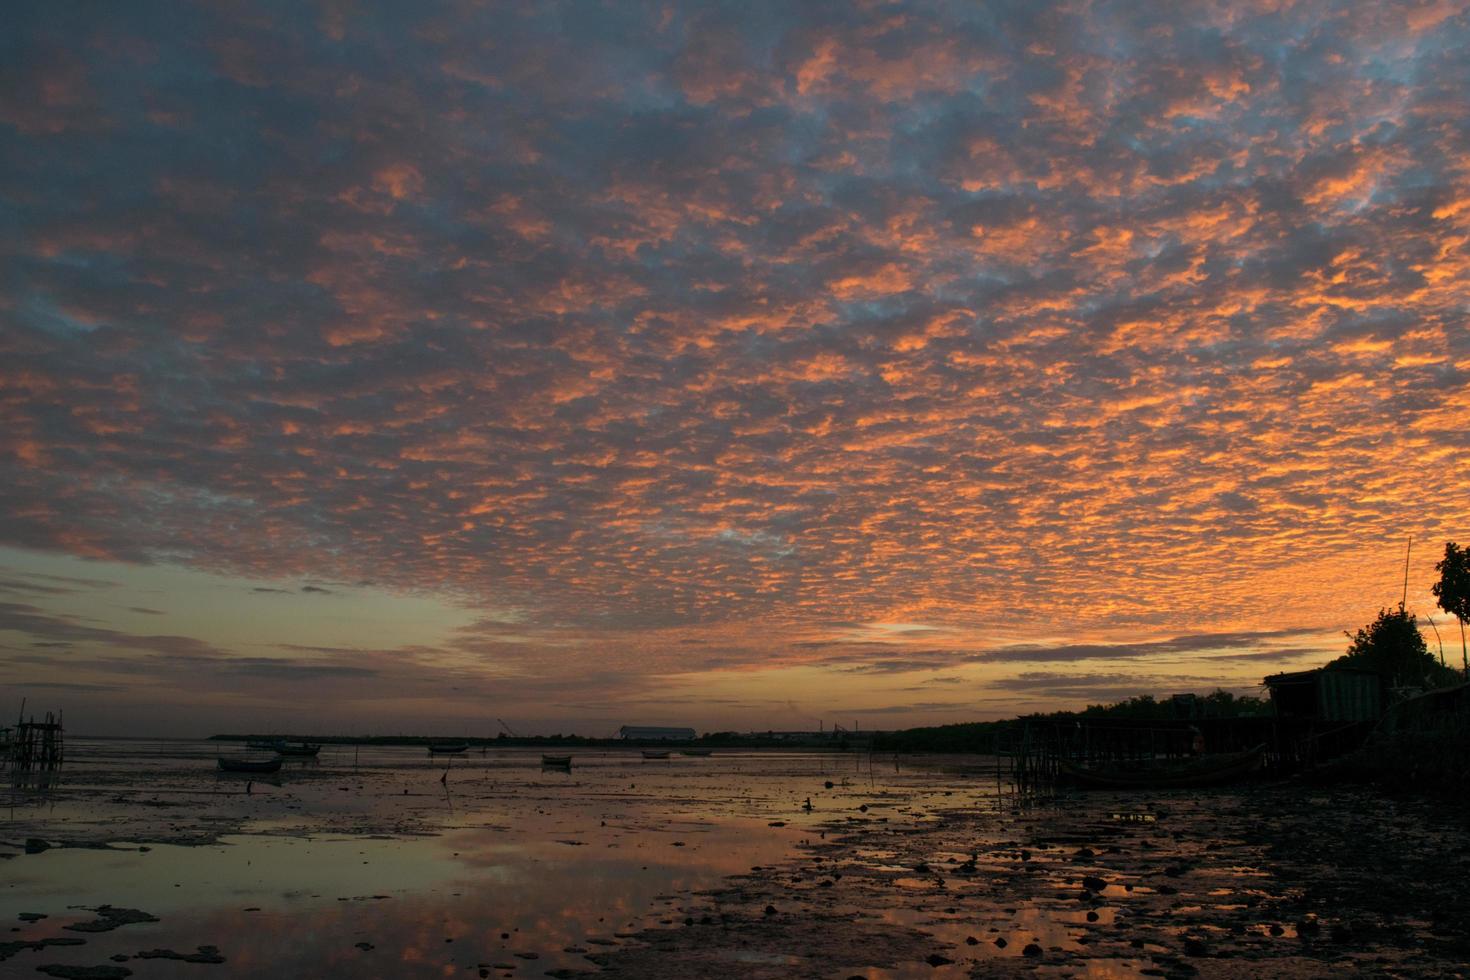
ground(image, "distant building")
xmin=618 ymin=726 xmax=696 ymax=740
xmin=1264 ymin=666 xmax=1384 ymax=722
xmin=1169 ymin=693 xmax=1199 ymax=719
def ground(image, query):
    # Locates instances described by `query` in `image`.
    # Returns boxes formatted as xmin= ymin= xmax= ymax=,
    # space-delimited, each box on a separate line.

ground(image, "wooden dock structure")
xmin=1005 ymin=714 xmax=1372 ymax=790
xmin=6 ymin=703 xmax=65 ymax=779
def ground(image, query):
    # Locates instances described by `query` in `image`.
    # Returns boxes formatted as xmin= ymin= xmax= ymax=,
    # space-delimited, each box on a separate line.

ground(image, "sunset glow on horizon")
xmin=3 ymin=1 xmax=1469 ymax=735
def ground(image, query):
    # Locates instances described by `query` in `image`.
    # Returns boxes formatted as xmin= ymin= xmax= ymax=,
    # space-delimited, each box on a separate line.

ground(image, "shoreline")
xmin=7 ymin=746 xmax=1468 ymax=978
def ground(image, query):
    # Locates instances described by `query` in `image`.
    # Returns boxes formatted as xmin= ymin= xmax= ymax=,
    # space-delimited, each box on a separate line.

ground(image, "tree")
xmin=1431 ymin=541 xmax=1470 ymax=675
xmin=1331 ymin=605 xmax=1453 ymax=687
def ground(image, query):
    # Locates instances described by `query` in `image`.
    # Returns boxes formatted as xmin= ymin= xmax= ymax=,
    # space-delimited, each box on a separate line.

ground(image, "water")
xmin=2 ymin=739 xmax=996 ymax=978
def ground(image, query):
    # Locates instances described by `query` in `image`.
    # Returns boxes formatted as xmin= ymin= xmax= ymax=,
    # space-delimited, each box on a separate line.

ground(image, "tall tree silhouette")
xmin=1432 ymin=542 xmax=1470 ymax=675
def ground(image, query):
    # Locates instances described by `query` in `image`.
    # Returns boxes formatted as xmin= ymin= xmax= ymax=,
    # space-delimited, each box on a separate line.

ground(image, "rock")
xmin=1075 ymin=847 xmax=1096 ymax=859
xmin=1086 ymin=911 xmax=1100 ymax=922
xmin=763 ymin=905 xmax=777 ymax=916
xmin=993 ymin=937 xmax=1007 ymax=948
xmin=64 ymin=908 xmax=159 ymax=934
xmin=354 ymin=942 xmax=374 ymax=951
xmin=1268 ymin=924 xmax=1284 ymax=937
xmin=925 ymin=953 xmax=954 ymax=966
xmin=1082 ymin=875 xmax=1107 ymax=892
xmin=824 ymin=781 xmax=834 ymax=789
xmin=134 ymin=947 xmax=225 ymax=964
xmin=1 ymin=937 xmax=85 ymax=962
xmin=36 ymin=968 xmax=132 ymax=980
xmin=1022 ymin=942 xmax=1043 ymax=957
xmin=965 ymin=936 xmax=979 ymax=945
xmin=1183 ymin=936 xmax=1208 ymax=957
xmin=24 ymin=839 xmax=50 ymax=855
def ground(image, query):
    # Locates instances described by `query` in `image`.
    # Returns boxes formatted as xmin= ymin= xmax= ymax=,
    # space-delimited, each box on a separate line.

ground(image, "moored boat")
xmin=541 ymin=753 xmax=572 ymax=767
xmin=427 ymin=741 xmax=469 ymax=754
xmin=218 ymin=756 xmax=283 ymax=774
xmin=1059 ymin=743 xmax=1267 ymax=790
xmin=274 ymin=741 xmax=321 ymax=757
xmin=641 ymin=750 xmax=670 ymax=760
xmin=680 ymin=748 xmax=712 ymax=757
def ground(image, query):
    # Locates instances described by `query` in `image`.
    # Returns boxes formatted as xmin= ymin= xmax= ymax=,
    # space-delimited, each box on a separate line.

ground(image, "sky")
xmin=2 ymin=1 xmax=1468 ymax=737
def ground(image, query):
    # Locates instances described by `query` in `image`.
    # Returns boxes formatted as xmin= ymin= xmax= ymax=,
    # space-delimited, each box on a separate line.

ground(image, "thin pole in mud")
xmin=1402 ymin=534 xmax=1413 ymax=609
xmin=1427 ymin=614 xmax=1446 ymax=667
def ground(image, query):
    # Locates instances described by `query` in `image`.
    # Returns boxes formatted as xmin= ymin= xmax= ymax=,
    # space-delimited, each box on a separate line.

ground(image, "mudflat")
xmin=4 ymin=739 xmax=1467 ymax=978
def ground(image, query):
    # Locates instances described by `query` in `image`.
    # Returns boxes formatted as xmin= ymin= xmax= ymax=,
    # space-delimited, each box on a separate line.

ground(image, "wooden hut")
xmin=1263 ymin=666 xmax=1384 ymax=722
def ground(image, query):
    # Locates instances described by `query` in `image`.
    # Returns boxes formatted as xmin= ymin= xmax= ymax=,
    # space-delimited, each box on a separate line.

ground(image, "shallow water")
xmin=2 ymin=739 xmax=998 ymax=978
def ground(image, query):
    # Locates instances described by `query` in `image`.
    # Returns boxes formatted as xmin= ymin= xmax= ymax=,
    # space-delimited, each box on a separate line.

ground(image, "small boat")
xmin=1059 ymin=744 xmax=1267 ymax=790
xmin=218 ymin=756 xmax=283 ymax=774
xmin=245 ymin=739 xmax=279 ymax=750
xmin=641 ymin=750 xmax=670 ymax=760
xmin=681 ymin=748 xmax=712 ymax=757
xmin=427 ymin=741 xmax=469 ymax=754
xmin=541 ymin=754 xmax=573 ymax=767
xmin=274 ymin=742 xmax=321 ymax=757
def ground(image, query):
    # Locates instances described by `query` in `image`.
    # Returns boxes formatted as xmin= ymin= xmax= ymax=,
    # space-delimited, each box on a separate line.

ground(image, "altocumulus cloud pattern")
xmin=2 ymin=1 xmax=1469 ymax=710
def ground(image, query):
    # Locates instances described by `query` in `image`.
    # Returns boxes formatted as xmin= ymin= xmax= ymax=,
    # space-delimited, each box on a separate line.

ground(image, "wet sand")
xmin=4 ymin=742 xmax=1467 ymax=978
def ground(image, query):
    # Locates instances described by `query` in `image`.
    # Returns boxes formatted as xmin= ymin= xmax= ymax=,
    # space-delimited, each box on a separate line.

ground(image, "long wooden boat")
xmin=427 ymin=741 xmax=469 ymax=754
xmin=218 ymin=756 xmax=283 ymax=774
xmin=541 ymin=754 xmax=572 ymax=767
xmin=274 ymin=742 xmax=321 ymax=757
xmin=641 ymin=750 xmax=671 ymax=760
xmin=1059 ymin=744 xmax=1267 ymax=790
